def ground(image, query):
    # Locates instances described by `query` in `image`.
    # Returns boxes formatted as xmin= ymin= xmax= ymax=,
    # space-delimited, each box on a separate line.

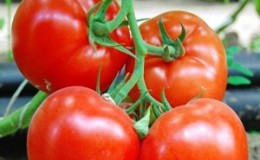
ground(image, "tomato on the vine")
xmin=126 ymin=11 xmax=227 ymax=107
xmin=140 ymin=98 xmax=248 ymax=160
xmin=27 ymin=86 xmax=139 ymax=160
xmin=12 ymin=0 xmax=131 ymax=93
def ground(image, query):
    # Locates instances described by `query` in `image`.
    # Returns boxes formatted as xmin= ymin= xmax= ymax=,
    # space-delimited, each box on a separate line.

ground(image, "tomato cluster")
xmin=11 ymin=0 xmax=248 ymax=159
xmin=27 ymin=86 xmax=248 ymax=160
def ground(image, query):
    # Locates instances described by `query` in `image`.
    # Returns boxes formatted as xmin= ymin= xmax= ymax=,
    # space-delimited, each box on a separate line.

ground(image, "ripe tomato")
xmin=12 ymin=0 xmax=131 ymax=93
xmin=140 ymin=98 xmax=248 ymax=160
xmin=126 ymin=11 xmax=227 ymax=107
xmin=27 ymin=86 xmax=139 ymax=160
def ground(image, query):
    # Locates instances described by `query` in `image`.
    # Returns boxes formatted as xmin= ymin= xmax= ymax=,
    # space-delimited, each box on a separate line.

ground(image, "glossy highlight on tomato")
xmin=126 ymin=11 xmax=227 ymax=107
xmin=27 ymin=86 xmax=139 ymax=160
xmin=140 ymin=98 xmax=248 ymax=160
xmin=12 ymin=0 xmax=131 ymax=93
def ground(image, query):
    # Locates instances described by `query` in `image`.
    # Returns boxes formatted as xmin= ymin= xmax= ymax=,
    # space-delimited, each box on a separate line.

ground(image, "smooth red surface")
xmin=140 ymin=98 xmax=248 ymax=160
xmin=12 ymin=0 xmax=131 ymax=93
xmin=126 ymin=11 xmax=227 ymax=107
xmin=27 ymin=86 xmax=139 ymax=160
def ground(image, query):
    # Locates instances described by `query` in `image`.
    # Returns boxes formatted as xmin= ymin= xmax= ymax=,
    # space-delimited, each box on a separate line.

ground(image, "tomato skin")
xmin=12 ymin=0 xmax=131 ymax=93
xmin=27 ymin=86 xmax=139 ymax=160
xmin=140 ymin=98 xmax=248 ymax=160
xmin=126 ymin=11 xmax=227 ymax=107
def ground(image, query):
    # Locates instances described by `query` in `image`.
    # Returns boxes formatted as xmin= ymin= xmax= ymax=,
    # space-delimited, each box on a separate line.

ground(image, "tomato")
xmin=140 ymin=98 xmax=248 ymax=160
xmin=27 ymin=86 xmax=139 ymax=160
xmin=126 ymin=11 xmax=227 ymax=107
xmin=12 ymin=0 xmax=131 ymax=93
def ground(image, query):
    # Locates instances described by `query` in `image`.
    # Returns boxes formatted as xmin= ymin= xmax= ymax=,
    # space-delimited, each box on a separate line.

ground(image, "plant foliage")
xmin=226 ymin=46 xmax=254 ymax=85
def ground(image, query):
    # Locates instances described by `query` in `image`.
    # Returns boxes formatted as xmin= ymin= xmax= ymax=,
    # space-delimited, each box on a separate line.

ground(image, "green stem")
xmin=113 ymin=55 xmax=143 ymax=104
xmin=216 ymin=0 xmax=249 ymax=34
xmin=95 ymin=0 xmax=113 ymax=20
xmin=144 ymin=43 xmax=166 ymax=56
xmin=106 ymin=0 xmax=130 ymax=32
xmin=137 ymin=76 xmax=162 ymax=108
xmin=0 ymin=91 xmax=48 ymax=137
xmin=113 ymin=0 xmax=148 ymax=104
xmin=94 ymin=0 xmax=170 ymax=56
xmin=112 ymin=0 xmax=164 ymax=111
xmin=3 ymin=79 xmax=28 ymax=117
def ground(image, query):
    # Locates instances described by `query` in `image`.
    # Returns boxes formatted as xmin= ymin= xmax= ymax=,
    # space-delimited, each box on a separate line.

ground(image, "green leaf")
xmin=226 ymin=46 xmax=241 ymax=55
xmin=178 ymin=23 xmax=186 ymax=42
xmin=151 ymin=104 xmax=162 ymax=118
xmin=254 ymin=0 xmax=260 ymax=16
xmin=107 ymin=72 xmax=120 ymax=94
xmin=226 ymin=46 xmax=241 ymax=66
xmin=229 ymin=62 xmax=254 ymax=77
xmin=125 ymin=91 xmax=147 ymax=115
xmin=161 ymin=90 xmax=172 ymax=112
xmin=228 ymin=76 xmax=251 ymax=85
xmin=108 ymin=73 xmax=129 ymax=99
xmin=227 ymin=55 xmax=234 ymax=67
xmin=225 ymin=46 xmax=253 ymax=86
xmin=159 ymin=18 xmax=172 ymax=45
xmin=249 ymin=130 xmax=260 ymax=135
xmin=134 ymin=108 xmax=151 ymax=139
xmin=0 ymin=18 xmax=4 ymax=30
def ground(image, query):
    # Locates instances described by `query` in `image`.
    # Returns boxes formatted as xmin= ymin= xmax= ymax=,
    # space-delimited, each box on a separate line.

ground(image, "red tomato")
xmin=126 ymin=11 xmax=227 ymax=107
xmin=27 ymin=86 xmax=139 ymax=160
xmin=12 ymin=0 xmax=131 ymax=93
xmin=140 ymin=98 xmax=248 ymax=160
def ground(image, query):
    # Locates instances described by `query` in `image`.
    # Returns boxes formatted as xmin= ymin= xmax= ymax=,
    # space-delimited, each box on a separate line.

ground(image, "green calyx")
xmin=87 ymin=3 xmax=137 ymax=60
xmin=92 ymin=21 xmax=110 ymax=36
xmin=159 ymin=19 xmax=185 ymax=62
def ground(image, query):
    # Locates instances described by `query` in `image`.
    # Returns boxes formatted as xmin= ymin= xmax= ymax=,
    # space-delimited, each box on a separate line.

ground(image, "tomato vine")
xmin=0 ymin=0 xmax=227 ymax=138
xmin=0 ymin=0 xmax=170 ymax=137
xmin=89 ymin=0 xmax=178 ymax=109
